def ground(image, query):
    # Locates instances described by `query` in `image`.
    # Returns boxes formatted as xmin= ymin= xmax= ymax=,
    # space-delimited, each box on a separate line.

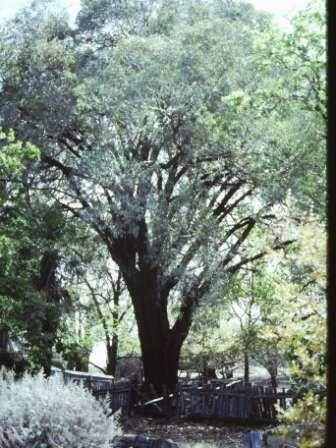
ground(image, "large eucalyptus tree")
xmin=0 ymin=0 xmax=297 ymax=391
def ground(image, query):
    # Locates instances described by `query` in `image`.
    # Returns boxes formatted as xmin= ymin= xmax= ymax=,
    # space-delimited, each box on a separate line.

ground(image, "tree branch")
xmin=227 ymin=239 xmax=295 ymax=274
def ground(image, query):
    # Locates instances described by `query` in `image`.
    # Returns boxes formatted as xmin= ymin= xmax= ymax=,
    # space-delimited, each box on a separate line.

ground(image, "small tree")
xmin=181 ymin=306 xmax=241 ymax=381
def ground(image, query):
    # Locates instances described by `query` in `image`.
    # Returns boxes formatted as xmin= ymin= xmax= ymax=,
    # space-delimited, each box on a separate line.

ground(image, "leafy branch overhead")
xmin=0 ymin=0 xmax=325 ymax=400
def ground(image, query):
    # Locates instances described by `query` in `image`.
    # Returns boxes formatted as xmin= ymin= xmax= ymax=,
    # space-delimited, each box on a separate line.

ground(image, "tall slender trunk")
xmin=85 ymin=274 xmax=121 ymax=377
xmin=41 ymin=345 xmax=53 ymax=377
xmin=105 ymin=281 xmax=121 ymax=376
xmin=0 ymin=327 xmax=9 ymax=351
xmin=33 ymin=250 xmax=63 ymax=377
xmin=202 ymin=357 xmax=217 ymax=383
xmin=244 ymin=350 xmax=249 ymax=384
xmin=269 ymin=367 xmax=278 ymax=391
xmin=106 ymin=334 xmax=118 ymax=376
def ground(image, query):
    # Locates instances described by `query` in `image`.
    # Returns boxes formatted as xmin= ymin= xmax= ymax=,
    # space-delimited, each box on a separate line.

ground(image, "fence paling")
xmin=89 ymin=381 xmax=133 ymax=414
xmin=175 ymin=383 xmax=293 ymax=421
xmin=75 ymin=373 xmax=294 ymax=422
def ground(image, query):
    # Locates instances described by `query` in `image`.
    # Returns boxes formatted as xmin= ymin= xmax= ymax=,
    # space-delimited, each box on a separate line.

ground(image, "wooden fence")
xmin=53 ymin=369 xmax=133 ymax=414
xmin=175 ymin=381 xmax=294 ymax=423
xmin=91 ymin=380 xmax=133 ymax=414
xmin=56 ymin=370 xmax=294 ymax=423
xmin=178 ymin=376 xmax=291 ymax=392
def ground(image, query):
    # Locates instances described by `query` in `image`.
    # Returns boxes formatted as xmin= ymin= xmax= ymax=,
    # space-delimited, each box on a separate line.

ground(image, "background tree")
xmin=0 ymin=128 xmax=76 ymax=375
xmin=248 ymin=2 xmax=326 ymax=444
xmin=223 ymin=264 xmax=285 ymax=386
xmin=274 ymin=222 xmax=326 ymax=448
xmin=0 ymin=128 xmax=39 ymax=373
xmin=180 ymin=307 xmax=240 ymax=381
xmin=62 ymin=241 xmax=132 ymax=375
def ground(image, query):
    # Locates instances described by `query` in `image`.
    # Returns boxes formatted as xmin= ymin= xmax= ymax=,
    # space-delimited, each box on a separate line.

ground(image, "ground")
xmin=119 ymin=415 xmax=275 ymax=447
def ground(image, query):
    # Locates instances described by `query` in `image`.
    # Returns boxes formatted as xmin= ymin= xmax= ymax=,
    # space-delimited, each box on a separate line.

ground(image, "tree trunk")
xmin=41 ymin=345 xmax=53 ymax=377
xmin=269 ymin=367 xmax=278 ymax=391
xmin=137 ymin=305 xmax=183 ymax=394
xmin=202 ymin=357 xmax=217 ymax=383
xmin=33 ymin=250 xmax=65 ymax=377
xmin=270 ymin=374 xmax=277 ymax=391
xmin=224 ymin=364 xmax=233 ymax=379
xmin=108 ymin=237 xmax=194 ymax=395
xmin=68 ymin=354 xmax=89 ymax=372
xmin=106 ymin=298 xmax=120 ymax=376
xmin=106 ymin=334 xmax=118 ymax=376
xmin=244 ymin=350 xmax=250 ymax=384
xmin=0 ymin=327 xmax=9 ymax=351
xmin=125 ymin=266 xmax=192 ymax=394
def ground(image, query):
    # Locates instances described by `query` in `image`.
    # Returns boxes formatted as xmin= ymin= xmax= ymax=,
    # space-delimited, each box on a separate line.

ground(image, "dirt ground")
xmin=119 ymin=414 xmax=274 ymax=447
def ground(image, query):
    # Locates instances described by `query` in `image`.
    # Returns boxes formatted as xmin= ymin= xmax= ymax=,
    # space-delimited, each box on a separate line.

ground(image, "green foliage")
xmin=0 ymin=1 xmax=293 ymax=384
xmin=181 ymin=307 xmax=240 ymax=376
xmin=203 ymin=0 xmax=325 ymax=215
xmin=0 ymin=130 xmax=40 ymax=371
xmin=0 ymin=0 xmax=326 ymax=427
xmin=0 ymin=129 xmax=39 ymax=176
xmin=253 ymin=0 xmax=325 ymax=214
xmin=253 ymin=221 xmax=326 ymax=447
xmin=55 ymin=315 xmax=93 ymax=371
xmin=0 ymin=129 xmax=72 ymax=375
xmin=221 ymin=266 xmax=286 ymax=382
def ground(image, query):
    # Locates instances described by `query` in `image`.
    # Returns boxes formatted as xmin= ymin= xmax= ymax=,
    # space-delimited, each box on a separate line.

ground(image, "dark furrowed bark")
xmin=244 ymin=350 xmax=250 ymax=384
xmin=0 ymin=328 xmax=9 ymax=351
xmin=118 ymin=258 xmax=193 ymax=394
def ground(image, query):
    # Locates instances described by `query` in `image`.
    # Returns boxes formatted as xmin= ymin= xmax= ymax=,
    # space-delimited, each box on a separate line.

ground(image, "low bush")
xmin=0 ymin=369 xmax=115 ymax=448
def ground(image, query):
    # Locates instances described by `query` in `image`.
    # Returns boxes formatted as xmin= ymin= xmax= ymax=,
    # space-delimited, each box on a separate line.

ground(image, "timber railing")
xmin=175 ymin=381 xmax=295 ymax=423
xmin=51 ymin=369 xmax=133 ymax=414
xmin=53 ymin=369 xmax=295 ymax=423
xmin=92 ymin=380 xmax=134 ymax=414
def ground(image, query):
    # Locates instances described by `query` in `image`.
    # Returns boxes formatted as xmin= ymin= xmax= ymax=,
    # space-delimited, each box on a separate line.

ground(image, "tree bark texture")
xmin=114 ymin=252 xmax=193 ymax=394
xmin=0 ymin=327 xmax=9 ymax=351
xmin=244 ymin=350 xmax=250 ymax=384
xmin=32 ymin=250 xmax=68 ymax=377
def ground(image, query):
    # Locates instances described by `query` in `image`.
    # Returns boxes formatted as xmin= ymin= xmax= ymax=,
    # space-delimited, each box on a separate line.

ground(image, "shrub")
xmin=0 ymin=370 xmax=116 ymax=448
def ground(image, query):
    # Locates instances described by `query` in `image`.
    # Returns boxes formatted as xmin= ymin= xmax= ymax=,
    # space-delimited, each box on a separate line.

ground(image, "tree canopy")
xmin=0 ymin=2 xmax=326 ymax=427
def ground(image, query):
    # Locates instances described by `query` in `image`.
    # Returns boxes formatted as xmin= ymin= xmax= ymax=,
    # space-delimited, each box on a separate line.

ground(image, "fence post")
xmin=246 ymin=382 xmax=252 ymax=419
xmin=129 ymin=376 xmax=138 ymax=415
xmin=86 ymin=375 xmax=92 ymax=391
xmin=244 ymin=431 xmax=263 ymax=448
